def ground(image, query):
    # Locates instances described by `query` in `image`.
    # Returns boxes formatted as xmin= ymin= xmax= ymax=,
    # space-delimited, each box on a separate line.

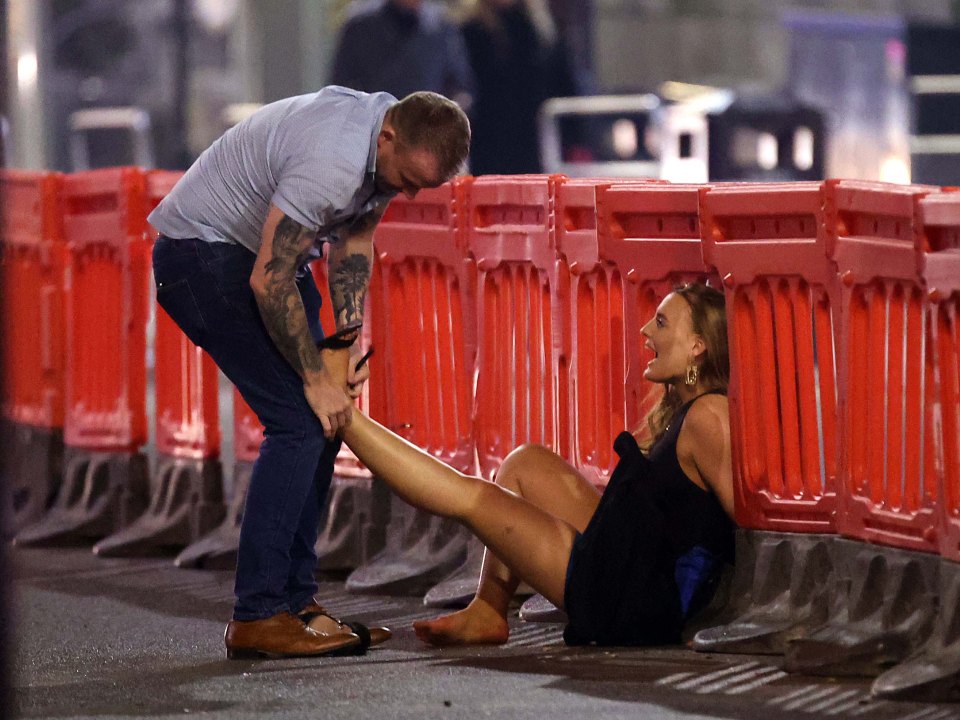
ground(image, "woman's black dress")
xmin=563 ymin=391 xmax=736 ymax=646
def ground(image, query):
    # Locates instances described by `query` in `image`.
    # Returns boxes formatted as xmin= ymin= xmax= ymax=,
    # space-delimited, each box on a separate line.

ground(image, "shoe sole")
xmin=226 ymin=636 xmax=362 ymax=660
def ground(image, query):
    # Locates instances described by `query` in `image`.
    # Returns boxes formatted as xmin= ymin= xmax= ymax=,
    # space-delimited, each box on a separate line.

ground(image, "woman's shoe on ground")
xmin=298 ymin=599 xmax=393 ymax=652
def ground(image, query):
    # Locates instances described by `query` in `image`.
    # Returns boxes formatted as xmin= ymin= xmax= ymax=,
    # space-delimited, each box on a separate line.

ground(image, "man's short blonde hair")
xmin=389 ymin=92 xmax=471 ymax=180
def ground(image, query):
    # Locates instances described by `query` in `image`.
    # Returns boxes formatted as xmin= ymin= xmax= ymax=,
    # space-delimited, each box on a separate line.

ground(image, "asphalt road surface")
xmin=8 ymin=547 xmax=960 ymax=720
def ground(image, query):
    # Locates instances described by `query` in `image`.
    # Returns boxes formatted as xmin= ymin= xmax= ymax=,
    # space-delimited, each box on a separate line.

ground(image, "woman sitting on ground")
xmin=329 ymin=282 xmax=736 ymax=646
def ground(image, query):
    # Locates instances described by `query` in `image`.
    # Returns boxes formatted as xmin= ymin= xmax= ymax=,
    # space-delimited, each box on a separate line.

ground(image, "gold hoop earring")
xmin=685 ymin=363 xmax=699 ymax=386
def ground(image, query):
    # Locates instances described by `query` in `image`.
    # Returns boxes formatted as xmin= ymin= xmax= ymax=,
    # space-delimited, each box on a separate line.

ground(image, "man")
xmin=330 ymin=0 xmax=473 ymax=107
xmin=149 ymin=88 xmax=470 ymax=659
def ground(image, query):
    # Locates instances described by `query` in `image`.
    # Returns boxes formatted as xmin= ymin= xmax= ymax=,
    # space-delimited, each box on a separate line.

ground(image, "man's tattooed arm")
xmin=250 ymin=206 xmax=321 ymax=380
xmin=327 ymin=206 xmax=382 ymax=331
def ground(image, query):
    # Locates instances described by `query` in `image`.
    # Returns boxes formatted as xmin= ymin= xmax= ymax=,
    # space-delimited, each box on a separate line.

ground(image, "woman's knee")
xmin=496 ymin=443 xmax=568 ymax=489
xmin=498 ymin=444 xmax=548 ymax=480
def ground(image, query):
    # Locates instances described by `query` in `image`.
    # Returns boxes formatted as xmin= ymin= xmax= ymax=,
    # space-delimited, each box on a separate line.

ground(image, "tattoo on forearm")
xmin=257 ymin=215 xmax=321 ymax=378
xmin=330 ymin=252 xmax=371 ymax=328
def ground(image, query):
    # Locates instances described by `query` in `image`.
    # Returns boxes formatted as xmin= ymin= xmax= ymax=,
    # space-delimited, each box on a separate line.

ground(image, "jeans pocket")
xmin=156 ymin=278 xmax=207 ymax=348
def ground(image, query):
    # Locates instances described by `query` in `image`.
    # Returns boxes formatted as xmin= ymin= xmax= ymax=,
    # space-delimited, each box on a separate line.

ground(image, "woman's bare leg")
xmin=414 ymin=445 xmax=601 ymax=645
xmin=340 ymin=412 xmax=581 ymax=612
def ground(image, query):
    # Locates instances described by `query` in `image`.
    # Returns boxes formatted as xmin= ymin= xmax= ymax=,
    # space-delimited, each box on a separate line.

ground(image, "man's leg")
xmin=153 ymin=237 xmax=360 ymax=657
xmin=286 ymin=438 xmax=338 ymax=608
xmin=284 ymin=271 xmax=337 ymax=610
xmin=153 ymin=241 xmax=328 ymax=612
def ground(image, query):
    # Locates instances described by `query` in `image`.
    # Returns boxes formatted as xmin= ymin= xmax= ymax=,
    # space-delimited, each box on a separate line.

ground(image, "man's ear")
xmin=378 ymin=118 xmax=397 ymax=144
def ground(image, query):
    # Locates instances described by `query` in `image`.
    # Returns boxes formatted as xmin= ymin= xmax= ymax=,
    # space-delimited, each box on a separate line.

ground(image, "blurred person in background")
xmin=330 ymin=0 xmax=474 ymax=107
xmin=459 ymin=0 xmax=576 ymax=174
xmin=546 ymin=0 xmax=596 ymax=94
xmin=149 ymin=88 xmax=470 ymax=660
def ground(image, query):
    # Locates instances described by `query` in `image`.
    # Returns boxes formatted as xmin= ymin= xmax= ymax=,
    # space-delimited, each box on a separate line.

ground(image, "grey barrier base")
xmin=783 ymin=539 xmax=939 ymax=677
xmin=0 ymin=420 xmax=63 ymax=538
xmin=872 ymin=558 xmax=960 ymax=701
xmin=345 ymin=494 xmax=470 ymax=596
xmin=93 ymin=456 xmax=225 ymax=557
xmin=174 ymin=460 xmax=251 ymax=570
xmin=13 ymin=447 xmax=149 ymax=547
xmin=692 ymin=529 xmax=835 ymax=655
xmin=693 ymin=529 xmax=947 ymax=684
xmin=423 ymin=535 xmax=485 ymax=608
xmin=315 ymin=474 xmax=390 ymax=572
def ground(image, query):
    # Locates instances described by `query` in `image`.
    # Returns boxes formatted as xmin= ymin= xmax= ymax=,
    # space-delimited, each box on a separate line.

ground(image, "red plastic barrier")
xmin=147 ymin=171 xmax=221 ymax=459
xmin=62 ymin=168 xmax=150 ymax=451
xmin=596 ymin=183 xmax=716 ymax=446
xmin=368 ymin=178 xmax=476 ymax=472
xmin=467 ymin=175 xmax=567 ymax=479
xmin=555 ymin=178 xmax=621 ymax=486
xmin=700 ymin=182 xmax=839 ymax=532
xmin=920 ymin=190 xmax=960 ymax=561
xmin=233 ymin=388 xmax=264 ymax=463
xmin=829 ymin=180 xmax=941 ymax=553
xmin=555 ymin=178 xmax=673 ymax=485
xmin=0 ymin=170 xmax=67 ymax=429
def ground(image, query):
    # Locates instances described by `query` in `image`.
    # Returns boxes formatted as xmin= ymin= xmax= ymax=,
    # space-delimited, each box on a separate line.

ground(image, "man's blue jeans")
xmin=152 ymin=237 xmax=339 ymax=621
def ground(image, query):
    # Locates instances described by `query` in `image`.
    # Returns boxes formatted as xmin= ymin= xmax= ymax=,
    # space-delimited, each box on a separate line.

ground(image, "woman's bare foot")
xmin=413 ymin=600 xmax=510 ymax=646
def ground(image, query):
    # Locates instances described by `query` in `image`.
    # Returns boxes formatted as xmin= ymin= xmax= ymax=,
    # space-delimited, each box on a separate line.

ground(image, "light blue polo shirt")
xmin=149 ymin=86 xmax=398 ymax=259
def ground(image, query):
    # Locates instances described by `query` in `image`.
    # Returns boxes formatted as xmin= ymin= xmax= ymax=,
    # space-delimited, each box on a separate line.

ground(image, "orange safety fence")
xmin=598 ymin=182 xmax=719 ymax=435
xmin=9 ymin=164 xmax=960 ymax=563
xmin=62 ymin=167 xmax=150 ymax=452
xmin=368 ymin=178 xmax=476 ymax=472
xmin=467 ymin=174 xmax=567 ymax=479
xmin=147 ymin=170 xmax=222 ymax=459
xmin=828 ymin=179 xmax=942 ymax=553
xmin=555 ymin=177 xmax=630 ymax=487
xmin=699 ymin=182 xmax=839 ymax=533
xmin=920 ymin=189 xmax=960 ymax=561
xmin=0 ymin=170 xmax=67 ymax=429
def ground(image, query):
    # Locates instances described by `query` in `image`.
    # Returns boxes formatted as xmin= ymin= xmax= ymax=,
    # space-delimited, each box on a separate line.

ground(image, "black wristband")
xmin=316 ymin=321 xmax=362 ymax=350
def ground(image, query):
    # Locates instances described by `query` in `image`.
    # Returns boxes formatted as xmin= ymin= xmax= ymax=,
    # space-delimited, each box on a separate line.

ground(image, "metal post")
xmin=6 ymin=0 xmax=52 ymax=168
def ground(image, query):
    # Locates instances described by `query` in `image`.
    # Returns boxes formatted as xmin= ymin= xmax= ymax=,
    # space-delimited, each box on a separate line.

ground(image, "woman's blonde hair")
xmin=637 ymin=283 xmax=729 ymax=451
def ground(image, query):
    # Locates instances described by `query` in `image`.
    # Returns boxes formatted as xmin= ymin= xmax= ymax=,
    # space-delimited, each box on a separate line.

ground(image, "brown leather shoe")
xmin=298 ymin=599 xmax=393 ymax=649
xmin=224 ymin=611 xmax=361 ymax=660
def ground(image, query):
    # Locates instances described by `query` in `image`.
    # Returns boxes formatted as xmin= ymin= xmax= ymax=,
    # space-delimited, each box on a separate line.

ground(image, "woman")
xmin=459 ymin=0 xmax=577 ymax=174
xmin=329 ymin=283 xmax=735 ymax=646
